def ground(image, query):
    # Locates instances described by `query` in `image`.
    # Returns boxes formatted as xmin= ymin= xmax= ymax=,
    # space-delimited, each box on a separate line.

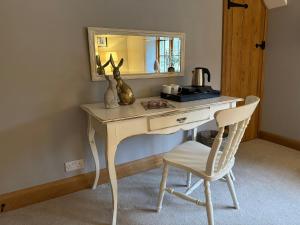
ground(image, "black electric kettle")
xmin=192 ymin=67 xmax=211 ymax=87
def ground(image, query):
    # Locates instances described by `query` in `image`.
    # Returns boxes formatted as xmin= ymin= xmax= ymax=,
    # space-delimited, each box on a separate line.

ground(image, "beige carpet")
xmin=0 ymin=139 xmax=300 ymax=225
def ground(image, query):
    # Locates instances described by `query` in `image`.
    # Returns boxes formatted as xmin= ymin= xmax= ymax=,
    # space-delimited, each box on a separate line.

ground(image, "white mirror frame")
xmin=87 ymin=27 xmax=186 ymax=81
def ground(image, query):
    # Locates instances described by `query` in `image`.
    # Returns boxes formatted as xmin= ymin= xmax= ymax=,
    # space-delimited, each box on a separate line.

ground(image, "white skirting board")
xmin=264 ymin=0 xmax=287 ymax=9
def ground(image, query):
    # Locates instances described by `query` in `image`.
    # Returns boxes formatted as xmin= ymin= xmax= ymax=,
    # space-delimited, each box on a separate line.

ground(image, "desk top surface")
xmin=81 ymin=96 xmax=242 ymax=123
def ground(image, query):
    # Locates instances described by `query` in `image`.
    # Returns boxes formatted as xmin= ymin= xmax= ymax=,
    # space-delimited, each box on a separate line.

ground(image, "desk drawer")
xmin=148 ymin=108 xmax=210 ymax=131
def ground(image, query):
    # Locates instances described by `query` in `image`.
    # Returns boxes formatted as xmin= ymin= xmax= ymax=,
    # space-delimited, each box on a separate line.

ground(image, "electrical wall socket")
xmin=65 ymin=159 xmax=85 ymax=172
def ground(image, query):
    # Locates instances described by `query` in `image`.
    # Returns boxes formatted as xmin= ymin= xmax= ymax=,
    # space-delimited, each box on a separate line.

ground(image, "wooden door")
xmin=222 ymin=0 xmax=267 ymax=140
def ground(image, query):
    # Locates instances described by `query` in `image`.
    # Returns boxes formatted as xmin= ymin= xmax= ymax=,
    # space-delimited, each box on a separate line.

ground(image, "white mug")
xmin=171 ymin=84 xmax=182 ymax=95
xmin=162 ymin=85 xmax=172 ymax=94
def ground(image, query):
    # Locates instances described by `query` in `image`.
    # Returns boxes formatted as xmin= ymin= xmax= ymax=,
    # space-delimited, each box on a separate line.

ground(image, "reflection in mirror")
xmin=94 ymin=35 xmax=182 ymax=75
xmin=88 ymin=28 xmax=185 ymax=81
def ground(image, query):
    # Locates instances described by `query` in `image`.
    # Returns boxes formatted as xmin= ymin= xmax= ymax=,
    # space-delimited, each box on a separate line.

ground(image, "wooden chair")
xmin=157 ymin=96 xmax=260 ymax=225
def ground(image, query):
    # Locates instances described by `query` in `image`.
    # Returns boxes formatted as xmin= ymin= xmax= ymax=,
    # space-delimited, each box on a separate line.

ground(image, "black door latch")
xmin=1 ymin=204 xmax=5 ymax=212
xmin=228 ymin=0 xmax=248 ymax=9
xmin=256 ymin=41 xmax=266 ymax=50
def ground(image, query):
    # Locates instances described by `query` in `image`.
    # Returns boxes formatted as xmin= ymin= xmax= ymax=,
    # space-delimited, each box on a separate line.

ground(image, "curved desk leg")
xmin=106 ymin=128 xmax=118 ymax=225
xmin=88 ymin=115 xmax=100 ymax=190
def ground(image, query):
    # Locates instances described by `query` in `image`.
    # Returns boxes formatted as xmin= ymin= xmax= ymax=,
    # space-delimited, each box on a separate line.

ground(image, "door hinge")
xmin=256 ymin=41 xmax=266 ymax=50
xmin=228 ymin=0 xmax=248 ymax=9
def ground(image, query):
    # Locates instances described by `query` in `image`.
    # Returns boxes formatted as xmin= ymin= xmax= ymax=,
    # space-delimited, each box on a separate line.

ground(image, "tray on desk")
xmin=161 ymin=90 xmax=220 ymax=102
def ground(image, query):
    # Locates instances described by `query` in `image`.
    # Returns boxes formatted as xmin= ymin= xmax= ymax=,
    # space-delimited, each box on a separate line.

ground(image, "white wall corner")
xmin=264 ymin=0 xmax=288 ymax=9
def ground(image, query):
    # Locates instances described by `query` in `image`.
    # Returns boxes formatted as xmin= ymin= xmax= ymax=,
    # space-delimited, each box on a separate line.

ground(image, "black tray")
xmin=161 ymin=90 xmax=220 ymax=102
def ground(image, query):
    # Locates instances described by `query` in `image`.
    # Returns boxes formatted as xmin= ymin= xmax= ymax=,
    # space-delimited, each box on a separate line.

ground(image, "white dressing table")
xmin=81 ymin=96 xmax=241 ymax=225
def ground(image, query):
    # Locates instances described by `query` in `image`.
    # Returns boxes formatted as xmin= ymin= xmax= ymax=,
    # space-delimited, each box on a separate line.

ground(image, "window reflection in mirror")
xmin=94 ymin=35 xmax=182 ymax=75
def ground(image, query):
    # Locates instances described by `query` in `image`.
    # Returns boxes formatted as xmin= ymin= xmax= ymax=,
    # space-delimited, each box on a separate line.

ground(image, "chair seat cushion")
xmin=164 ymin=141 xmax=230 ymax=179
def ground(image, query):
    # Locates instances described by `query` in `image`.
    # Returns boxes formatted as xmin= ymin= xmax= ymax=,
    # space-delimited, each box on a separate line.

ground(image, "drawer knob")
xmin=176 ymin=117 xmax=187 ymax=123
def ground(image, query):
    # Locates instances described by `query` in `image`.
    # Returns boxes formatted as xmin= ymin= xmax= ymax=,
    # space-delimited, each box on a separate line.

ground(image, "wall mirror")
xmin=88 ymin=27 xmax=185 ymax=81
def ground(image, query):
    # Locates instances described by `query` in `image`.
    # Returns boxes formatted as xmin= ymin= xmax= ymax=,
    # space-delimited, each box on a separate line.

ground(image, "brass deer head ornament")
xmin=110 ymin=54 xmax=135 ymax=105
xmin=95 ymin=55 xmax=110 ymax=75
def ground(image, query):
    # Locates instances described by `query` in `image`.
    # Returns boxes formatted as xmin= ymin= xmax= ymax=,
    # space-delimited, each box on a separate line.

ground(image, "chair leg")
xmin=204 ymin=181 xmax=214 ymax=225
xmin=230 ymin=169 xmax=236 ymax=181
xmin=186 ymin=172 xmax=192 ymax=188
xmin=225 ymin=174 xmax=239 ymax=209
xmin=157 ymin=163 xmax=169 ymax=212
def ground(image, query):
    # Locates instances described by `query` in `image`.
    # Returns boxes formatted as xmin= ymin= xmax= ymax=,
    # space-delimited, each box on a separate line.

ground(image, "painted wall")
xmin=0 ymin=0 xmax=223 ymax=194
xmin=261 ymin=0 xmax=300 ymax=140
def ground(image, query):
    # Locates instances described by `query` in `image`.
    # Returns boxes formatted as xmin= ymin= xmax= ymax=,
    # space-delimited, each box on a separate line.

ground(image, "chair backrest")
xmin=206 ymin=96 xmax=260 ymax=176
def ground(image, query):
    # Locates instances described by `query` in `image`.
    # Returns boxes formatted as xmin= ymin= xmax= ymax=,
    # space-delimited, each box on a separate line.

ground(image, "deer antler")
xmin=103 ymin=59 xmax=110 ymax=68
xmin=110 ymin=54 xmax=124 ymax=69
xmin=117 ymin=58 xmax=124 ymax=68
xmin=110 ymin=54 xmax=116 ymax=68
xmin=96 ymin=55 xmax=101 ymax=67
